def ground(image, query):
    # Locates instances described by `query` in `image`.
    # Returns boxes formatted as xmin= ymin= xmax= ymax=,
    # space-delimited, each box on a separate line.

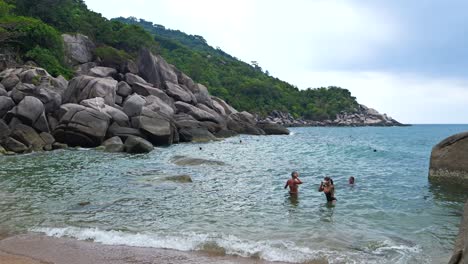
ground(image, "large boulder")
xmin=145 ymin=95 xmax=174 ymax=118
xmin=2 ymin=137 xmax=28 ymax=153
xmin=124 ymin=136 xmax=154 ymax=154
xmin=1 ymin=74 xmax=20 ymax=91
xmin=101 ymin=136 xmax=125 ymax=153
xmin=117 ymin=81 xmax=132 ymax=97
xmin=448 ymin=201 xmax=468 ymax=264
xmin=131 ymin=108 xmax=174 ymax=146
xmin=88 ymin=66 xmax=117 ymax=78
xmin=429 ymin=132 xmax=468 ymax=186
xmin=11 ymin=124 xmax=46 ymax=151
xmin=62 ymin=33 xmax=95 ymax=65
xmin=123 ymin=94 xmax=146 ymax=117
xmin=64 ymin=75 xmax=117 ymax=106
xmin=80 ymin=97 xmax=130 ymax=127
xmin=125 ymin=73 xmax=148 ymax=86
xmin=164 ymin=81 xmax=196 ymax=104
xmin=257 ymin=122 xmax=290 ymax=135
xmin=0 ymin=96 xmax=15 ymax=117
xmin=5 ymin=96 xmax=50 ymax=133
xmin=53 ymin=104 xmax=110 ymax=147
xmin=131 ymin=82 xmax=173 ymax=106
xmin=179 ymin=127 xmax=216 ymax=143
xmin=137 ymin=49 xmax=178 ymax=88
xmin=175 ymin=101 xmax=220 ymax=124
xmin=11 ymin=80 xmax=62 ymax=113
xmin=107 ymin=122 xmax=144 ymax=140
xmin=0 ymin=119 xmax=11 ymax=140
xmin=227 ymin=112 xmax=265 ymax=135
xmin=211 ymin=96 xmax=238 ymax=115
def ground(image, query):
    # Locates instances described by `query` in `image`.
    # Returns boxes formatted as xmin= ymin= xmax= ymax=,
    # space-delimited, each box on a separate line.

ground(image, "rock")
xmin=215 ymin=129 xmax=238 ymax=138
xmin=1 ymin=74 xmax=20 ymax=91
xmin=122 ymin=60 xmax=138 ymax=74
xmin=52 ymin=142 xmax=68 ymax=150
xmin=124 ymin=136 xmax=154 ymax=154
xmin=131 ymin=109 xmax=174 ymax=146
xmin=10 ymin=82 xmax=35 ymax=104
xmin=47 ymin=115 xmax=59 ymax=131
xmin=179 ymin=127 xmax=216 ymax=142
xmin=101 ymin=136 xmax=125 ymax=152
xmin=170 ymin=155 xmax=226 ymax=166
xmin=193 ymin=83 xmax=213 ymax=107
xmin=53 ymin=104 xmax=110 ymax=147
xmin=88 ymin=66 xmax=117 ymax=78
xmin=107 ymin=122 xmax=144 ymax=140
xmin=227 ymin=112 xmax=265 ymax=135
xmin=117 ymin=81 xmax=132 ymax=97
xmin=145 ymin=95 xmax=175 ymax=118
xmin=123 ymin=94 xmax=146 ymax=117
xmin=11 ymin=124 xmax=45 ymax=151
xmin=39 ymin=132 xmax=55 ymax=145
xmin=0 ymin=119 xmax=11 ymax=140
xmin=164 ymin=81 xmax=196 ymax=104
xmin=80 ymin=97 xmax=130 ymax=127
xmin=131 ymin=82 xmax=173 ymax=106
xmin=448 ymin=201 xmax=468 ymax=264
xmin=125 ymin=73 xmax=148 ymax=86
xmin=3 ymin=137 xmax=28 ymax=153
xmin=163 ymin=175 xmax=193 ymax=183
xmin=64 ymin=75 xmax=117 ymax=106
xmin=137 ymin=49 xmax=178 ymax=87
xmin=0 ymin=96 xmax=15 ymax=117
xmin=62 ymin=33 xmax=95 ymax=65
xmin=0 ymin=85 xmax=7 ymax=96
xmin=429 ymin=132 xmax=468 ymax=186
xmin=211 ymin=96 xmax=238 ymax=115
xmin=5 ymin=96 xmax=50 ymax=133
xmin=75 ymin=62 xmax=97 ymax=76
xmin=18 ymin=68 xmax=48 ymax=84
xmin=257 ymin=122 xmax=290 ymax=135
xmin=175 ymin=101 xmax=220 ymax=124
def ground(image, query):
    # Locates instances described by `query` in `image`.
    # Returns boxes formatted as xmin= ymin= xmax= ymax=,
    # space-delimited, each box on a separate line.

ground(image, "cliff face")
xmin=0 ymin=34 xmax=289 ymax=155
xmin=260 ymin=105 xmax=404 ymax=127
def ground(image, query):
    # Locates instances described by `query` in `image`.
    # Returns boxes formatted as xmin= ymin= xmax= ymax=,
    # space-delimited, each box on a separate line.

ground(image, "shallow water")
xmin=1 ymin=125 xmax=467 ymax=263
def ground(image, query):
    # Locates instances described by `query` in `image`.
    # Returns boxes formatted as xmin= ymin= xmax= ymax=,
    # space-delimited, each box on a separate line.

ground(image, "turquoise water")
xmin=1 ymin=125 xmax=467 ymax=263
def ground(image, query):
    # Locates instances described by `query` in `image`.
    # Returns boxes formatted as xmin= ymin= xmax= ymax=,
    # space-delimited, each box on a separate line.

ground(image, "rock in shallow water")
xmin=163 ymin=175 xmax=193 ymax=183
xmin=124 ymin=136 xmax=154 ymax=154
xmin=170 ymin=155 xmax=225 ymax=166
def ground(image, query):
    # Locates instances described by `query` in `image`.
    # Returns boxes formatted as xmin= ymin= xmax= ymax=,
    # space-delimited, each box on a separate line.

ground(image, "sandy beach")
xmin=0 ymin=233 xmax=312 ymax=264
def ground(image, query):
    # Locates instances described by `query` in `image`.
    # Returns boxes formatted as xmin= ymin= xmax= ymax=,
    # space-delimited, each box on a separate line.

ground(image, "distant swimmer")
xmin=240 ymin=139 xmax=243 ymax=144
xmin=199 ymin=147 xmax=203 ymax=150
xmin=318 ymin=176 xmax=336 ymax=203
xmin=284 ymin=171 xmax=303 ymax=195
xmin=348 ymin=176 xmax=355 ymax=185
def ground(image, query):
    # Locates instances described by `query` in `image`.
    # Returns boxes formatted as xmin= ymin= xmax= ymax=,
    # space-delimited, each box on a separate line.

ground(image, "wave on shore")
xmin=31 ymin=226 xmax=421 ymax=264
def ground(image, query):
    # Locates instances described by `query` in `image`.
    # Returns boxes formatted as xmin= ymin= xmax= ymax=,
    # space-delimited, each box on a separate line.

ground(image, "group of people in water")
xmin=284 ymin=172 xmax=355 ymax=204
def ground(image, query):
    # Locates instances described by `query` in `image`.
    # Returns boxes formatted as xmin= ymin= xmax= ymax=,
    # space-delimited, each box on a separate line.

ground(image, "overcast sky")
xmin=84 ymin=0 xmax=468 ymax=124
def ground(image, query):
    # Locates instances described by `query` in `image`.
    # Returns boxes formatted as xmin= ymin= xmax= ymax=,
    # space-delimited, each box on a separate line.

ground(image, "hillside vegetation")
xmin=1 ymin=0 xmax=359 ymax=120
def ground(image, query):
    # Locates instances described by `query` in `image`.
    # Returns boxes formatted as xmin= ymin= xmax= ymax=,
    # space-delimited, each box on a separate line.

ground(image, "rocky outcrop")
xmin=429 ymin=132 xmax=468 ymax=186
xmin=448 ymin=201 xmax=468 ymax=264
xmin=257 ymin=122 xmax=290 ymax=135
xmin=0 ymin=35 xmax=289 ymax=155
xmin=62 ymin=34 xmax=95 ymax=66
xmin=260 ymin=106 xmax=404 ymax=127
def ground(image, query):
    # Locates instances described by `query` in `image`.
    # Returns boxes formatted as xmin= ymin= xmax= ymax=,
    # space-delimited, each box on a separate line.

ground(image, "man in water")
xmin=284 ymin=171 xmax=303 ymax=194
xmin=348 ymin=176 xmax=355 ymax=185
xmin=318 ymin=177 xmax=336 ymax=203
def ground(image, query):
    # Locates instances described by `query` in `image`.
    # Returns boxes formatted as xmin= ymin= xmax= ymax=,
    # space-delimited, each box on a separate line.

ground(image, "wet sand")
xmin=0 ymin=233 xmax=315 ymax=264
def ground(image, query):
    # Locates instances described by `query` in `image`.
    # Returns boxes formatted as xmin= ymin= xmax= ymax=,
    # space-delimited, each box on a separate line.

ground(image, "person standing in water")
xmin=318 ymin=176 xmax=336 ymax=203
xmin=284 ymin=171 xmax=303 ymax=195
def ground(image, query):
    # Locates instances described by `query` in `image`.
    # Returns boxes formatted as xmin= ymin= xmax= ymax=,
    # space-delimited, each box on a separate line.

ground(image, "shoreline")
xmin=0 ymin=233 xmax=319 ymax=264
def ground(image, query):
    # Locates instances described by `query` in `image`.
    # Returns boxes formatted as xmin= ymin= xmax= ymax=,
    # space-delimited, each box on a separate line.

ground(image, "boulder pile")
xmin=0 ymin=34 xmax=289 ymax=155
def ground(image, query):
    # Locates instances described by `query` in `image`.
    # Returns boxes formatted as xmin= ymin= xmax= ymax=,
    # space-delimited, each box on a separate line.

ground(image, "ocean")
xmin=0 ymin=125 xmax=467 ymax=263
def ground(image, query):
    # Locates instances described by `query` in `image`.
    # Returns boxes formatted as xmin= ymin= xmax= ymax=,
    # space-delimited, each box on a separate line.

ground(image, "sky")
xmin=84 ymin=0 xmax=468 ymax=124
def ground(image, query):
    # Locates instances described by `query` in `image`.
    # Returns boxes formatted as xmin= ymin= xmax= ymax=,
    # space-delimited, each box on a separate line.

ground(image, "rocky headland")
xmin=259 ymin=105 xmax=405 ymax=127
xmin=0 ymin=33 xmax=290 ymax=155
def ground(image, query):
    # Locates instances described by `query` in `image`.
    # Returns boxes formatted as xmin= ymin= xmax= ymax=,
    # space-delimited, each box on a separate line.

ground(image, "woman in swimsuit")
xmin=318 ymin=176 xmax=336 ymax=203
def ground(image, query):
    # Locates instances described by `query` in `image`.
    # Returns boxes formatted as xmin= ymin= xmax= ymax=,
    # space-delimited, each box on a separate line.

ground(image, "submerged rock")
xmin=429 ymin=132 xmax=468 ymax=186
xmin=124 ymin=136 xmax=154 ymax=154
xmin=170 ymin=155 xmax=225 ymax=166
xmin=163 ymin=175 xmax=193 ymax=183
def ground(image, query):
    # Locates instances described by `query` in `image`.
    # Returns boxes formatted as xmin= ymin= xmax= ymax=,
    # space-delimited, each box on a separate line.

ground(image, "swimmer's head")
xmin=349 ymin=176 xmax=355 ymax=184
xmin=291 ymin=171 xmax=299 ymax=178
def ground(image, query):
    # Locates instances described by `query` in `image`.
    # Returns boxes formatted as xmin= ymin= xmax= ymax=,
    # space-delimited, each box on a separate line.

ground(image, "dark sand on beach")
xmin=0 ymin=234 xmax=318 ymax=264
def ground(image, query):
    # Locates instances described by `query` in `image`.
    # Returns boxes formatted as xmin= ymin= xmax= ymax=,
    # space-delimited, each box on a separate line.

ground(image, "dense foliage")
xmin=0 ymin=0 xmax=360 ymax=120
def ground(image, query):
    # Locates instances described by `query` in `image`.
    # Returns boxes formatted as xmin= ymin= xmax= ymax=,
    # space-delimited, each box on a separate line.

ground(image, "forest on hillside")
xmin=0 ymin=0 xmax=359 ymax=120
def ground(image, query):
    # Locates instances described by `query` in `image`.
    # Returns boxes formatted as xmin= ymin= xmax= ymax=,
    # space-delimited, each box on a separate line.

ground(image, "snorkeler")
xmin=284 ymin=171 xmax=303 ymax=194
xmin=318 ymin=176 xmax=336 ymax=203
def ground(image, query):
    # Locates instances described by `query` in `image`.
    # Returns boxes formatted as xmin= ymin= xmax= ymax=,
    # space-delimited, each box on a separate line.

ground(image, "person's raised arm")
xmin=318 ymin=182 xmax=324 ymax=192
xmin=295 ymin=178 xmax=303 ymax=184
